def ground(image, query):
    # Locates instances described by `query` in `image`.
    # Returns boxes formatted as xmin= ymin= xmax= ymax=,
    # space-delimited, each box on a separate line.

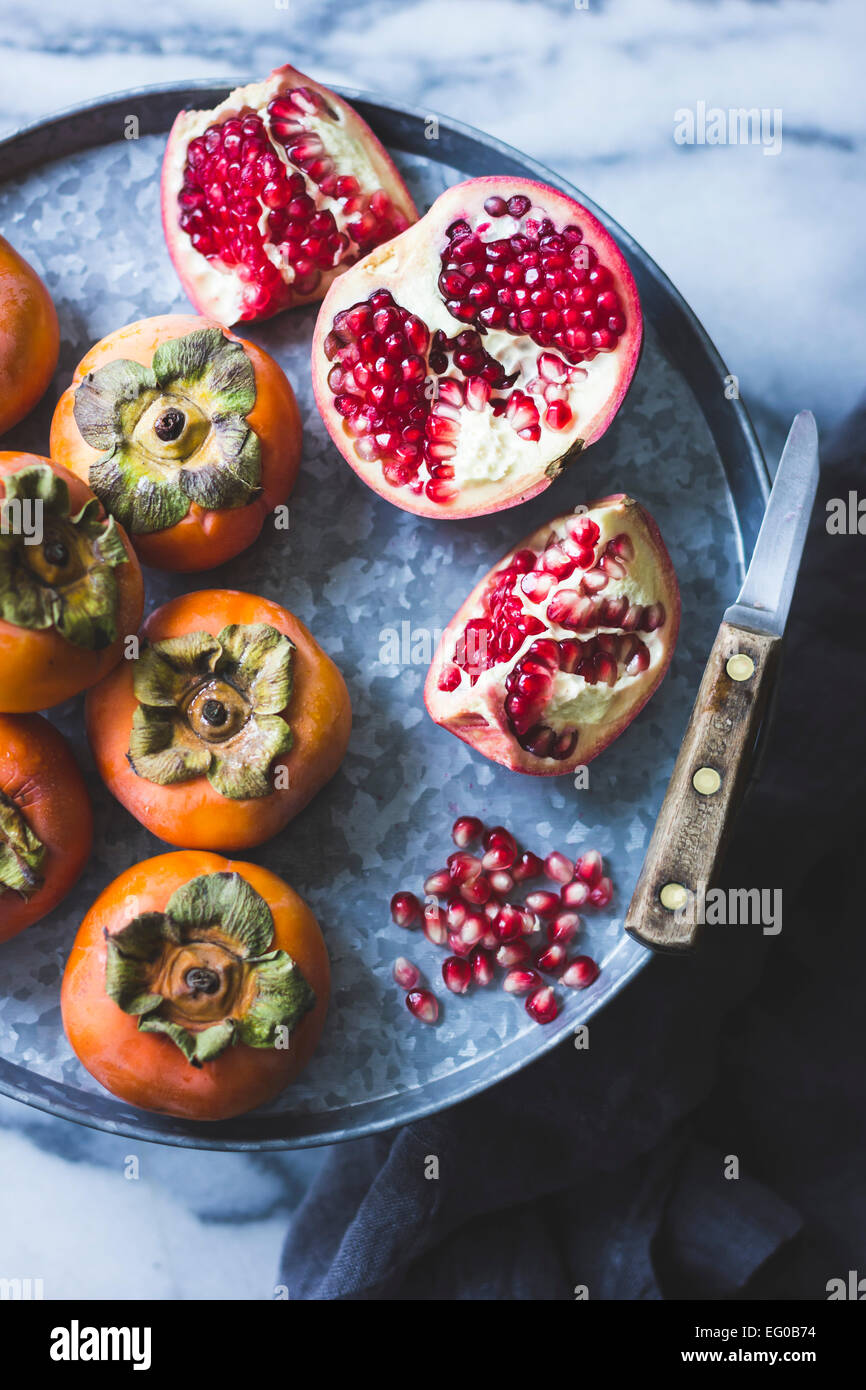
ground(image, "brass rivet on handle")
xmin=660 ymin=882 xmax=688 ymax=911
xmin=726 ymin=653 xmax=755 ymax=681
xmin=693 ymin=766 xmax=722 ymax=795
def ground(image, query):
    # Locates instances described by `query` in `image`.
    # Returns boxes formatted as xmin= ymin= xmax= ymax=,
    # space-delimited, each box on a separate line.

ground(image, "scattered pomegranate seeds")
xmin=406 ymin=989 xmax=439 ymax=1023
xmin=390 ymin=891 xmax=421 ymax=928
xmin=562 ymin=956 xmax=600 ymax=990
xmin=393 ymin=957 xmax=421 ymax=990
xmin=442 ymin=956 xmax=472 ymax=994
xmin=526 ymin=986 xmax=559 ymax=1024
xmin=393 ymin=817 xmax=607 ymax=1024
xmin=452 ymin=815 xmax=483 ymax=847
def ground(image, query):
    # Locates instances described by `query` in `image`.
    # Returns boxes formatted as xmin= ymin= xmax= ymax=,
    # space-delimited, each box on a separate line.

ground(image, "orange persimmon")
xmin=0 ymin=713 xmax=93 ymax=942
xmin=0 ymin=453 xmax=144 ymax=711
xmin=86 ymin=588 xmax=352 ymax=851
xmin=0 ymin=235 xmax=59 ymax=437
xmin=61 ymin=851 xmax=329 ymax=1120
xmin=49 ymin=314 xmax=301 ymax=571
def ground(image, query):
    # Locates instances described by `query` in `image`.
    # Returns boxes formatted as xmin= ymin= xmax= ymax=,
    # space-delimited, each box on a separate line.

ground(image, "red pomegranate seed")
xmin=544 ymin=851 xmax=574 ymax=884
xmin=494 ymin=904 xmax=523 ymax=942
xmin=390 ymin=891 xmax=421 ymax=928
xmin=512 ymin=851 xmax=544 ymax=881
xmin=406 ymin=988 xmax=439 ymax=1023
xmin=589 ymin=876 xmax=613 ymax=907
xmin=525 ymin=889 xmax=560 ymax=918
xmin=442 ymin=956 xmax=472 ymax=994
xmin=448 ymin=930 xmax=472 ymax=957
xmin=452 ymin=815 xmax=483 ymax=847
xmin=520 ymin=909 xmax=541 ymax=936
xmin=449 ymin=852 xmax=483 ymax=885
xmin=503 ymin=968 xmax=543 ymax=995
xmin=423 ymin=902 xmax=447 ymax=946
xmin=460 ymin=874 xmax=492 ymax=905
xmin=446 ymin=895 xmax=468 ymax=930
xmin=488 ymin=869 xmax=515 ymax=896
xmin=547 ymin=910 xmax=580 ymax=944
xmin=561 ymin=878 xmax=590 ymax=908
xmin=496 ymin=939 xmax=532 ymax=968
xmin=575 ymin=850 xmax=603 ymax=887
xmin=424 ymin=868 xmax=452 ymax=896
xmin=545 ymin=400 xmax=573 ymax=431
xmin=393 ymin=956 xmax=421 ymax=989
xmin=535 ymin=942 xmax=567 ymax=975
xmin=526 ymin=986 xmax=559 ymax=1024
xmin=471 ymin=947 xmax=495 ymax=986
xmin=481 ymin=843 xmax=516 ymax=871
xmin=483 ymin=825 xmax=517 ymax=855
xmin=459 ymin=912 xmax=486 ymax=946
xmin=562 ymin=956 xmax=600 ymax=989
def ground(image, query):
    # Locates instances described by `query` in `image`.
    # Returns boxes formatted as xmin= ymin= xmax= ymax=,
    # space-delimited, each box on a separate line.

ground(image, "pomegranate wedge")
xmin=425 ymin=496 xmax=679 ymax=775
xmin=312 ymin=178 xmax=642 ymax=519
xmin=161 ymin=64 xmax=418 ymax=324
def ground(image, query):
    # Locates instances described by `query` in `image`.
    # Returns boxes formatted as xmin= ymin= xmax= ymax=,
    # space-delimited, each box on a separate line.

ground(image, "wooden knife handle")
xmin=625 ymin=620 xmax=782 ymax=952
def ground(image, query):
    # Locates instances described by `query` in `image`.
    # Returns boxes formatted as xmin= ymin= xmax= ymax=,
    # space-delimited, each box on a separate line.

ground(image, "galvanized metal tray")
xmin=0 ymin=82 xmax=768 ymax=1149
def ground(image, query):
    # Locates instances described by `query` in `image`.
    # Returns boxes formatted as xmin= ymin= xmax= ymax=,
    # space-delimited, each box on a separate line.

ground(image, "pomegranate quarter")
xmin=162 ymin=64 xmax=418 ymax=324
xmin=312 ymin=178 xmax=642 ymax=518
xmin=425 ymin=496 xmax=680 ymax=775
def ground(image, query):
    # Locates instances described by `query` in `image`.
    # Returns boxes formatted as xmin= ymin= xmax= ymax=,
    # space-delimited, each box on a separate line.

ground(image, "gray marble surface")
xmin=0 ymin=0 xmax=861 ymax=1300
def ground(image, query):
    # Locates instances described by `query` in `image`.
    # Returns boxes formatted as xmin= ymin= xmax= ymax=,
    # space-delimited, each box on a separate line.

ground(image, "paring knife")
xmin=625 ymin=411 xmax=819 ymax=952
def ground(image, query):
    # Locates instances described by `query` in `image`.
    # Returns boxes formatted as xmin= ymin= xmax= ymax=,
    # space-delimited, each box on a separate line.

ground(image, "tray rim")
xmin=0 ymin=80 xmax=770 ymax=1151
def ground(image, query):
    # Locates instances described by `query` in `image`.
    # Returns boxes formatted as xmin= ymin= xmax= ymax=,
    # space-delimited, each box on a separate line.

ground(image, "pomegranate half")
xmin=161 ymin=65 xmax=418 ymax=325
xmin=425 ymin=496 xmax=679 ymax=775
xmin=312 ymin=178 xmax=642 ymax=519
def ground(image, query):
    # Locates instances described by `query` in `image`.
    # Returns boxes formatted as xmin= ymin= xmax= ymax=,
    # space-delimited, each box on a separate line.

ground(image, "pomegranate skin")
xmin=424 ymin=494 xmax=680 ymax=776
xmin=312 ymin=177 xmax=642 ymax=520
xmin=161 ymin=64 xmax=418 ymax=325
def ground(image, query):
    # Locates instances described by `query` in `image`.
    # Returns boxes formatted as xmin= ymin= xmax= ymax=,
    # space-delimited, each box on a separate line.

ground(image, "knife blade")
xmin=724 ymin=410 xmax=819 ymax=637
